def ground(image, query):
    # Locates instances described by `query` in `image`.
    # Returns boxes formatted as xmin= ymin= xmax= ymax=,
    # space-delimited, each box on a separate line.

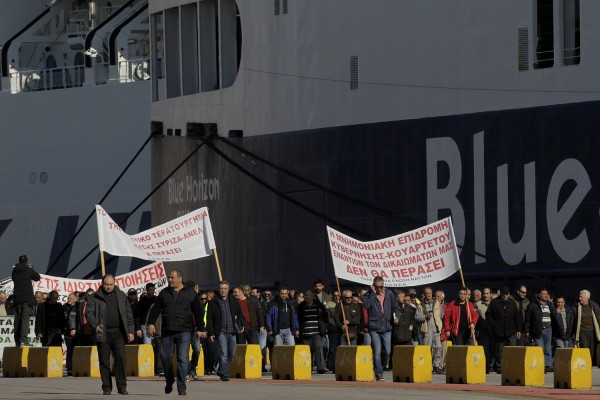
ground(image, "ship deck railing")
xmin=10 ymin=66 xmax=85 ymax=93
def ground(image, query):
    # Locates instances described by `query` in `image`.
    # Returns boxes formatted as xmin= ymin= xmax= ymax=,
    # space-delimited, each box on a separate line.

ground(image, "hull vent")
xmin=350 ymin=56 xmax=359 ymax=90
xmin=275 ymin=0 xmax=280 ymax=15
xmin=518 ymin=28 xmax=529 ymax=71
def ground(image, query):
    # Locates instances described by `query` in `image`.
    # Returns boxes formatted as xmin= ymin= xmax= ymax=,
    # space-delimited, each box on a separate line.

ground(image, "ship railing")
xmin=93 ymin=61 xmax=110 ymax=85
xmin=563 ymin=46 xmax=581 ymax=65
xmin=118 ymin=58 xmax=151 ymax=83
xmin=12 ymin=66 xmax=85 ymax=93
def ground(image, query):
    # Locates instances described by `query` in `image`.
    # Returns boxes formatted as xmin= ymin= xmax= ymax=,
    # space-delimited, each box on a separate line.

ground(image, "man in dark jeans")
xmin=86 ymin=275 xmax=135 ymax=395
xmin=148 ymin=270 xmax=205 ymax=395
xmin=11 ymin=255 xmax=41 ymax=347
xmin=297 ymin=290 xmax=329 ymax=374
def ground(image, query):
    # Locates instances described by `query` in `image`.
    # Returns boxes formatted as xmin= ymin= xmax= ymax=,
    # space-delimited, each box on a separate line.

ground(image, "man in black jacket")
xmin=11 ymin=255 xmax=41 ymax=347
xmin=297 ymin=290 xmax=329 ymax=374
xmin=86 ymin=275 xmax=135 ymax=395
xmin=35 ymin=290 xmax=65 ymax=346
xmin=206 ymin=280 xmax=243 ymax=382
xmin=525 ymin=289 xmax=555 ymax=372
xmin=147 ymin=270 xmax=205 ymax=395
xmin=335 ymin=289 xmax=364 ymax=345
xmin=485 ymin=287 xmax=521 ymax=374
xmin=232 ymin=285 xmax=264 ymax=344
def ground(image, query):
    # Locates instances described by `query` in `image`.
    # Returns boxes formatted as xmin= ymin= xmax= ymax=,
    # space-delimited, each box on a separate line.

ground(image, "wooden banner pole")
xmin=458 ymin=265 xmax=478 ymax=346
xmin=335 ymin=276 xmax=352 ymax=346
xmin=213 ymin=247 xmax=223 ymax=281
xmin=100 ymin=250 xmax=106 ymax=277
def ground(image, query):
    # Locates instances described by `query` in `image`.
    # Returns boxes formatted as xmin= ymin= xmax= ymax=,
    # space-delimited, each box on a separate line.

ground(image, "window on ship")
xmin=534 ymin=0 xmax=554 ymax=69
xmin=562 ymin=0 xmax=580 ymax=65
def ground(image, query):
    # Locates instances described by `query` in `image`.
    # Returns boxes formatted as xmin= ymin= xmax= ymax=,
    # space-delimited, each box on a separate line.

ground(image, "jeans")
xmin=258 ymin=329 xmax=267 ymax=349
xmin=326 ymin=333 xmax=339 ymax=370
xmin=274 ymin=328 xmax=295 ymax=345
xmin=370 ymin=331 xmax=391 ymax=374
xmin=534 ymin=326 xmax=553 ymax=368
xmin=554 ymin=338 xmax=572 ymax=350
xmin=140 ymin=325 xmax=153 ymax=345
xmin=13 ymin=303 xmax=33 ymax=346
xmin=161 ymin=330 xmax=191 ymax=393
xmin=217 ymin=333 xmax=237 ymax=378
xmin=189 ymin=332 xmax=201 ymax=375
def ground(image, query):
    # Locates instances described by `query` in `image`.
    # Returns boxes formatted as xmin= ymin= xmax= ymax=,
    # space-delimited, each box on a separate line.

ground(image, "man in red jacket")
xmin=443 ymin=287 xmax=478 ymax=345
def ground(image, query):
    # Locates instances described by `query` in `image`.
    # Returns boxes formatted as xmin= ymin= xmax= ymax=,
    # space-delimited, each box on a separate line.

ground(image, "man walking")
xmin=266 ymin=286 xmax=299 ymax=345
xmin=86 ymin=275 xmax=135 ymax=395
xmin=572 ymin=290 xmax=600 ymax=365
xmin=206 ymin=280 xmax=243 ymax=382
xmin=486 ymin=287 xmax=521 ymax=373
xmin=12 ymin=255 xmax=41 ymax=347
xmin=147 ymin=270 xmax=205 ymax=395
xmin=552 ymin=296 xmax=573 ymax=349
xmin=362 ymin=276 xmax=400 ymax=381
xmin=475 ymin=287 xmax=494 ymax=373
xmin=420 ymin=287 xmax=444 ymax=374
xmin=297 ymin=290 xmax=329 ymax=374
xmin=524 ymin=289 xmax=554 ymax=372
xmin=514 ymin=285 xmax=530 ymax=346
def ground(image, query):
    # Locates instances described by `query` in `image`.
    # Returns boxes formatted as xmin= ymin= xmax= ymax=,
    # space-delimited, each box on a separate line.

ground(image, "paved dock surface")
xmin=3 ymin=370 xmax=600 ymax=400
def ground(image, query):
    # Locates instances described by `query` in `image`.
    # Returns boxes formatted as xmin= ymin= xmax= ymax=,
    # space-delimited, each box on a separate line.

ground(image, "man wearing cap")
xmin=486 ymin=287 xmax=521 ymax=373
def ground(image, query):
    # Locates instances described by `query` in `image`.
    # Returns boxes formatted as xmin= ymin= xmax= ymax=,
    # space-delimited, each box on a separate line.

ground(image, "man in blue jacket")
xmin=362 ymin=276 xmax=400 ymax=381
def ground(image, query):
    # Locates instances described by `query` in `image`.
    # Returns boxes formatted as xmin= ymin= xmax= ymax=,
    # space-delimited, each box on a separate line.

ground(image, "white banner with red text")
xmin=327 ymin=218 xmax=460 ymax=287
xmin=96 ymin=205 xmax=216 ymax=261
xmin=0 ymin=262 xmax=167 ymax=303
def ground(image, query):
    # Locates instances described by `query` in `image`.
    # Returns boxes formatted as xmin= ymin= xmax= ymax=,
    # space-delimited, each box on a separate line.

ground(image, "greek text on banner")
xmin=96 ymin=205 xmax=216 ymax=261
xmin=327 ymin=218 xmax=460 ymax=287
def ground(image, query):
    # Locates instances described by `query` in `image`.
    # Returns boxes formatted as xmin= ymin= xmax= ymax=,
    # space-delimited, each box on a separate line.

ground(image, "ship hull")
xmin=151 ymin=100 xmax=600 ymax=292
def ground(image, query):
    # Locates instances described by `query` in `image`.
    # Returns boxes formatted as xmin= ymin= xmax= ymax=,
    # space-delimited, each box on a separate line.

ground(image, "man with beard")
xmin=313 ymin=279 xmax=331 ymax=304
xmin=486 ymin=287 xmax=521 ymax=374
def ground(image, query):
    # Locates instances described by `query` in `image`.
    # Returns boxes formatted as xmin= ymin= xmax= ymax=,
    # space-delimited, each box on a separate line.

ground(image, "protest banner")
xmin=327 ymin=218 xmax=460 ymax=287
xmin=0 ymin=262 xmax=167 ymax=303
xmin=96 ymin=205 xmax=216 ymax=262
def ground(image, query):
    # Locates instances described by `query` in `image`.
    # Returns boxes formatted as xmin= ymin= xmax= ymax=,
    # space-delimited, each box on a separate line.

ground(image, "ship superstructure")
xmin=148 ymin=0 xmax=600 ymax=291
xmin=0 ymin=0 xmax=152 ymax=279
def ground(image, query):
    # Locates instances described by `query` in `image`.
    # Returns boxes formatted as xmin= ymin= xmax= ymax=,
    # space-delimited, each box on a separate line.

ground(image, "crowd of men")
xmin=3 ymin=257 xmax=600 ymax=394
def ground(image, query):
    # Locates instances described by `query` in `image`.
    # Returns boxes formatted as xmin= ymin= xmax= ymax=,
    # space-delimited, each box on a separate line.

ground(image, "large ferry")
xmin=146 ymin=0 xmax=600 ymax=294
xmin=0 ymin=0 xmax=152 ymax=279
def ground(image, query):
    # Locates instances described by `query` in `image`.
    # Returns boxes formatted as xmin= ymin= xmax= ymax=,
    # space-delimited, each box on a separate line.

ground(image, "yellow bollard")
xmin=271 ymin=345 xmax=311 ymax=380
xmin=445 ymin=345 xmax=486 ymax=384
xmin=554 ymin=347 xmax=592 ymax=389
xmin=392 ymin=345 xmax=432 ymax=383
xmin=501 ymin=346 xmax=544 ymax=387
xmin=2 ymin=347 xmax=30 ymax=377
xmin=230 ymin=344 xmax=262 ymax=379
xmin=72 ymin=346 xmax=100 ymax=377
xmin=335 ymin=345 xmax=374 ymax=382
xmin=27 ymin=347 xmax=63 ymax=378
xmin=125 ymin=344 xmax=154 ymax=377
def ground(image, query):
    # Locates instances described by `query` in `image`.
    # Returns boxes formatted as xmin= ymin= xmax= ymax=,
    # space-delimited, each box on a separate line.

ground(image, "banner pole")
xmin=335 ymin=276 xmax=352 ymax=346
xmin=458 ymin=265 xmax=477 ymax=346
xmin=213 ymin=247 xmax=223 ymax=281
xmin=100 ymin=250 xmax=106 ymax=276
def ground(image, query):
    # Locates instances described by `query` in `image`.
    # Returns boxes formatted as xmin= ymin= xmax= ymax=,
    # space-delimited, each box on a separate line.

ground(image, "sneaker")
xmin=375 ymin=373 xmax=385 ymax=382
xmin=190 ymin=372 xmax=199 ymax=380
xmin=220 ymin=375 xmax=230 ymax=382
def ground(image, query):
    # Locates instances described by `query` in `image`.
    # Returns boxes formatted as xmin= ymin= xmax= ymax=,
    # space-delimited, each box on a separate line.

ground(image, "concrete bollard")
xmin=335 ymin=345 xmax=374 ymax=382
xmin=2 ymin=347 xmax=30 ymax=377
xmin=27 ymin=347 xmax=63 ymax=378
xmin=230 ymin=344 xmax=262 ymax=379
xmin=271 ymin=345 xmax=311 ymax=380
xmin=554 ymin=347 xmax=592 ymax=389
xmin=501 ymin=346 xmax=544 ymax=387
xmin=392 ymin=345 xmax=432 ymax=383
xmin=125 ymin=344 xmax=154 ymax=377
xmin=445 ymin=345 xmax=486 ymax=384
xmin=72 ymin=346 xmax=100 ymax=377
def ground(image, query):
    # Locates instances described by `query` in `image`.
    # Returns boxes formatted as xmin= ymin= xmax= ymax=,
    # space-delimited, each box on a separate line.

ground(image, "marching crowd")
xmin=2 ymin=255 xmax=600 ymax=396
